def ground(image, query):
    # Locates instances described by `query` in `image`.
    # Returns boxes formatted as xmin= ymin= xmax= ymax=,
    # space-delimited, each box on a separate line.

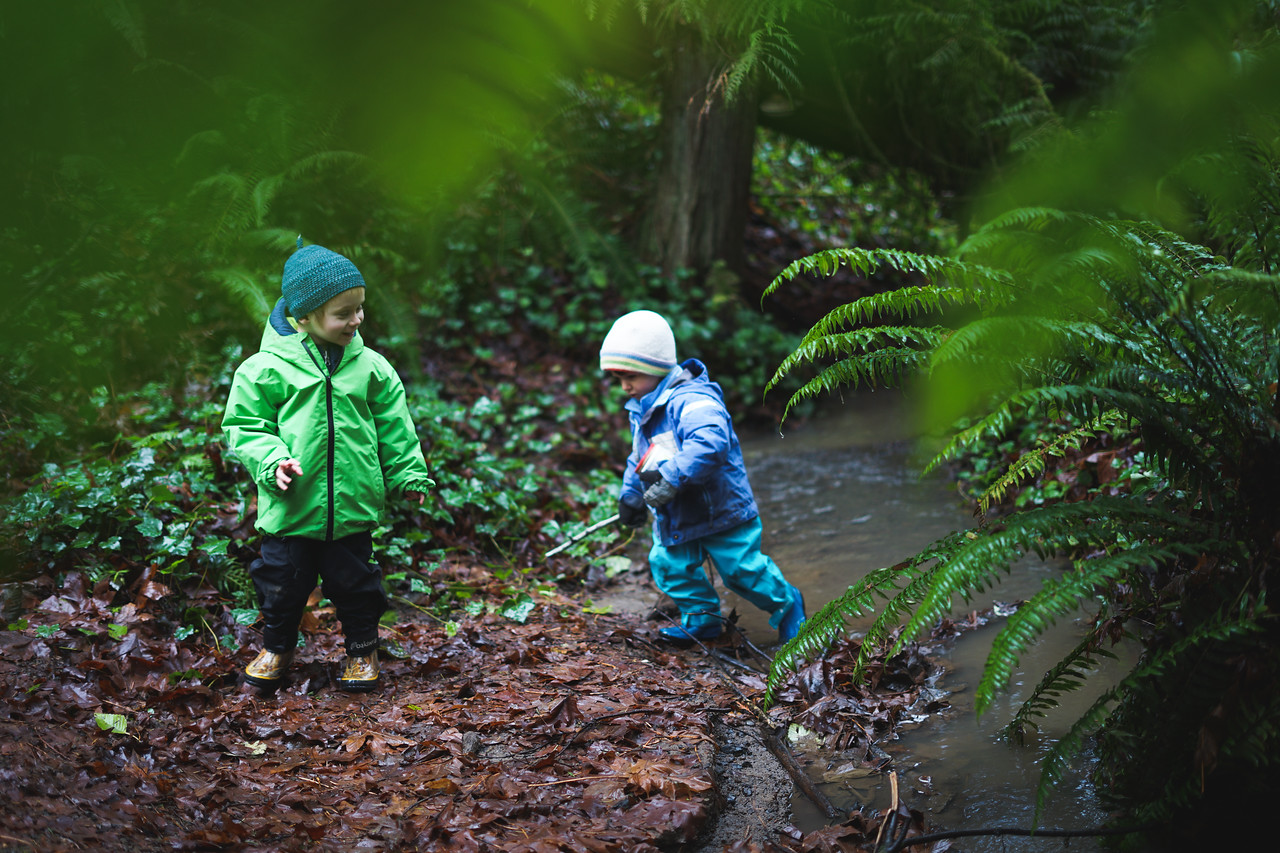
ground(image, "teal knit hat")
xmin=281 ymin=236 xmax=366 ymax=317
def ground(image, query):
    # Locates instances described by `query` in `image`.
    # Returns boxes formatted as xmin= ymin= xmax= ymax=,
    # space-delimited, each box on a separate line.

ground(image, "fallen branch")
xmin=885 ymin=822 xmax=1157 ymax=851
xmin=763 ymin=726 xmax=842 ymax=820
xmin=687 ymin=625 xmax=843 ymax=820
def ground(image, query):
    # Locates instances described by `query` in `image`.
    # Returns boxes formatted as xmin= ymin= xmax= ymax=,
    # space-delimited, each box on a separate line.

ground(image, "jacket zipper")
xmin=303 ymin=339 xmax=338 ymax=542
xmin=324 ymin=371 xmax=335 ymax=542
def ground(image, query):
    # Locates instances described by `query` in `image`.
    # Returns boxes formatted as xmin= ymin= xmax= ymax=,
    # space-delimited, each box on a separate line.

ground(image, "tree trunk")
xmin=639 ymin=26 xmax=757 ymax=278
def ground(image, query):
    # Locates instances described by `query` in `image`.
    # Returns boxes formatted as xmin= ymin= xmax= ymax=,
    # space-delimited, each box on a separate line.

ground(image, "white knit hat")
xmin=599 ymin=310 xmax=678 ymax=376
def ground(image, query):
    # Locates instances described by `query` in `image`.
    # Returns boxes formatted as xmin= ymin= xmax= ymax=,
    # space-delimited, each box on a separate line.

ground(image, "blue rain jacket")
xmin=621 ymin=359 xmax=759 ymax=547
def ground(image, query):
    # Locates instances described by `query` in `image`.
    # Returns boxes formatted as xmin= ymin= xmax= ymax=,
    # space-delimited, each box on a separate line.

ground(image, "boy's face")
xmin=610 ymin=370 xmax=661 ymax=400
xmin=299 ymin=287 xmax=365 ymax=347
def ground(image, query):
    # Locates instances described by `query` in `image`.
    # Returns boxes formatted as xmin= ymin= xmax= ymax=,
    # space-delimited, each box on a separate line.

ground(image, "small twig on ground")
xmin=545 ymin=708 xmax=672 ymax=762
xmin=712 ymin=649 xmax=766 ymax=675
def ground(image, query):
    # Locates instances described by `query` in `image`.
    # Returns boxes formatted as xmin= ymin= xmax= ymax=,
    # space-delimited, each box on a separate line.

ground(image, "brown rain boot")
xmin=336 ymin=652 xmax=380 ymax=692
xmin=243 ymin=649 xmax=294 ymax=687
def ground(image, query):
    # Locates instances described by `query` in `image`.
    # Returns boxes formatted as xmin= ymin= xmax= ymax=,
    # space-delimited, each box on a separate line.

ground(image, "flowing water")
xmin=730 ymin=392 xmax=1137 ymax=851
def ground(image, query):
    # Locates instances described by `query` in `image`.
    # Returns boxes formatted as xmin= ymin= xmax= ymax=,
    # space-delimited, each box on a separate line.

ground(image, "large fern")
xmin=762 ymin=202 xmax=1280 ymax=836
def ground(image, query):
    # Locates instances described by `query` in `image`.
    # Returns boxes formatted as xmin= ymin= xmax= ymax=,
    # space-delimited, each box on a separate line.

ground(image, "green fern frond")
xmin=176 ymin=129 xmax=228 ymax=165
xmin=794 ymin=285 xmax=991 ymax=344
xmin=848 ymin=567 xmax=949 ymax=681
xmin=923 ymin=384 xmax=1116 ymax=475
xmin=764 ymin=247 xmax=1012 ymax=301
xmin=927 ymin=314 xmax=1077 ymax=370
xmin=1093 ymin=605 xmax=1267 ymax=821
xmin=960 ymin=206 xmax=1081 ymax=241
xmin=251 ymin=173 xmax=283 ymax=227
xmin=890 ymin=500 xmax=1205 ymax=659
xmin=764 ymin=576 xmax=894 ymax=707
xmin=728 ymin=21 xmax=799 ymax=100
xmin=284 ymin=150 xmax=367 ymax=180
xmin=1001 ymin=634 xmax=1116 ymax=744
xmin=204 ymin=267 xmax=273 ymax=319
xmin=778 ymin=349 xmax=932 ymax=418
xmin=976 ymin=410 xmax=1128 ymax=514
xmin=1033 ymin=686 xmax=1120 ymax=824
xmin=764 ymin=529 xmax=977 ymax=706
xmin=977 ymin=541 xmax=1211 ymax=715
xmin=96 ymin=0 xmax=148 ymax=57
xmin=766 ymin=325 xmax=946 ymax=392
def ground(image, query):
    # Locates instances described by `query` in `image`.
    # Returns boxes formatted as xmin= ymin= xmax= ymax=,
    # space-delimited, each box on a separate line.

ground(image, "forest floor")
xmin=0 ymin=551 xmax=965 ymax=852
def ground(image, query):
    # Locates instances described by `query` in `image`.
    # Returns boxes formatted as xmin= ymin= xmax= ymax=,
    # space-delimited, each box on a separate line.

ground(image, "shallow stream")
xmin=731 ymin=392 xmax=1137 ymax=851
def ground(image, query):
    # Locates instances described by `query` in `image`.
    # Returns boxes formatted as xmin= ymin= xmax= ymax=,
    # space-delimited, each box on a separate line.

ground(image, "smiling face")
xmin=298 ymin=287 xmax=365 ymax=347
xmin=609 ymin=369 xmax=661 ymax=400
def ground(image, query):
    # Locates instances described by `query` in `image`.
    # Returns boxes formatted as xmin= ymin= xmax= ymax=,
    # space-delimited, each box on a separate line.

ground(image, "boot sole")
xmin=336 ymin=679 xmax=379 ymax=693
xmin=657 ymin=629 xmax=722 ymax=647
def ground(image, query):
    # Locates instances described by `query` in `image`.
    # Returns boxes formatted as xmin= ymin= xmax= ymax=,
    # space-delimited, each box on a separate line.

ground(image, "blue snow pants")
xmin=647 ymin=516 xmax=795 ymax=631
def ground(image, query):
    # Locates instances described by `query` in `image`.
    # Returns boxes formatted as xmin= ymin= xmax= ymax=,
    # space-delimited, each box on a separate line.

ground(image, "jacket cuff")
xmin=257 ymin=456 xmax=292 ymax=492
xmin=401 ymin=477 xmax=436 ymax=494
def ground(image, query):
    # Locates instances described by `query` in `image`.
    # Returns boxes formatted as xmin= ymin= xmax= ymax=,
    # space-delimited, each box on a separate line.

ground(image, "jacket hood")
xmin=259 ymin=297 xmax=364 ymax=368
xmin=630 ymin=358 xmax=720 ymax=426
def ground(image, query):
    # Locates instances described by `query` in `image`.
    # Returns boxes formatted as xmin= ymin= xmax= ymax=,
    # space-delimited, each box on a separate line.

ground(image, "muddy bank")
xmin=586 ymin=561 xmax=803 ymax=851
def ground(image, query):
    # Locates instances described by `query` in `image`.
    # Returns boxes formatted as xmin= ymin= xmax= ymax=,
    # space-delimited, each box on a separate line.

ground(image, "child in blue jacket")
xmin=600 ymin=309 xmax=806 ymax=645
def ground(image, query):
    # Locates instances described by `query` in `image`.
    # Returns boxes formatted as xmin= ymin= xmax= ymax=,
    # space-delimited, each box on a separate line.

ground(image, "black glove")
xmin=618 ymin=493 xmax=648 ymax=528
xmin=643 ymin=477 xmax=678 ymax=508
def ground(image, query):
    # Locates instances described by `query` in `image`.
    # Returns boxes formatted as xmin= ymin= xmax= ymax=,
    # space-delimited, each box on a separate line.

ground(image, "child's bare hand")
xmin=275 ymin=459 xmax=304 ymax=491
xmin=406 ymin=490 xmax=426 ymax=506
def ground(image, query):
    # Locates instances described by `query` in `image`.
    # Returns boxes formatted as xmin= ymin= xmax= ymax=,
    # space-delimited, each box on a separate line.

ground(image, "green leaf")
xmin=107 ymin=624 xmax=128 ymax=641
xmin=499 ymin=592 xmax=536 ymax=624
xmin=230 ymin=608 xmax=258 ymax=626
xmin=148 ymin=482 xmax=177 ymax=503
xmin=600 ymin=556 xmax=632 ymax=579
xmin=94 ymin=713 xmax=128 ymax=735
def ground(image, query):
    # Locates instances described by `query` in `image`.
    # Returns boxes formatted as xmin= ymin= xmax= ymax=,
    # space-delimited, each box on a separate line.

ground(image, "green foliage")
xmin=759 ymin=0 xmax=1147 ymax=199
xmin=754 ymin=130 xmax=958 ymax=254
xmin=764 ymin=181 xmax=1280 ymax=829
xmin=0 ymin=385 xmax=242 ymax=597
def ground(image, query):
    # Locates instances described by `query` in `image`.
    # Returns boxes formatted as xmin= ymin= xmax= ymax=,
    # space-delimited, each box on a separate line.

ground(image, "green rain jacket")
xmin=222 ymin=303 xmax=434 ymax=541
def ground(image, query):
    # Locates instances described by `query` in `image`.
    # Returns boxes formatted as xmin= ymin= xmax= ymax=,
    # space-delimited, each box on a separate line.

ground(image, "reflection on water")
xmin=731 ymin=394 xmax=1135 ymax=851
xmin=730 ymin=393 xmax=972 ymax=637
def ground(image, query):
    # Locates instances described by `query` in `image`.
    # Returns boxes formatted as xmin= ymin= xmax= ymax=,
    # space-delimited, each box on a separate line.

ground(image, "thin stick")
xmin=545 ymin=514 xmax=621 ymax=558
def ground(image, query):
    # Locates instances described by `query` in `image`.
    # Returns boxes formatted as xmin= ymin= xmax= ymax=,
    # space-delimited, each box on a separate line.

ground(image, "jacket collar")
xmin=627 ymin=359 xmax=707 ymax=426
xmin=258 ymin=297 xmax=364 ymax=370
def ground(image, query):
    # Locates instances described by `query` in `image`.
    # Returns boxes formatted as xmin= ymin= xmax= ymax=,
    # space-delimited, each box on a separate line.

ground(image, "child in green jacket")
xmin=223 ymin=238 xmax=434 ymax=692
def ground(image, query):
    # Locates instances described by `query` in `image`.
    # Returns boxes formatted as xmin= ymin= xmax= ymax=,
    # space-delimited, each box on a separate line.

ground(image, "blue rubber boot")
xmin=777 ymin=585 xmax=806 ymax=644
xmin=658 ymin=616 xmax=723 ymax=647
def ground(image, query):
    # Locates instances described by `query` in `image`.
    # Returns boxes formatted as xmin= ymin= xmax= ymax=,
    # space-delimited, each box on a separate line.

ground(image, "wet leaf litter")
xmin=0 ymin=561 xmax=972 ymax=851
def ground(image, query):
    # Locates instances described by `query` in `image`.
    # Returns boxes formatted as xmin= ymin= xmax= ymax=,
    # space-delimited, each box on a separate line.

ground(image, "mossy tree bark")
xmin=639 ymin=25 xmax=757 ymax=279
